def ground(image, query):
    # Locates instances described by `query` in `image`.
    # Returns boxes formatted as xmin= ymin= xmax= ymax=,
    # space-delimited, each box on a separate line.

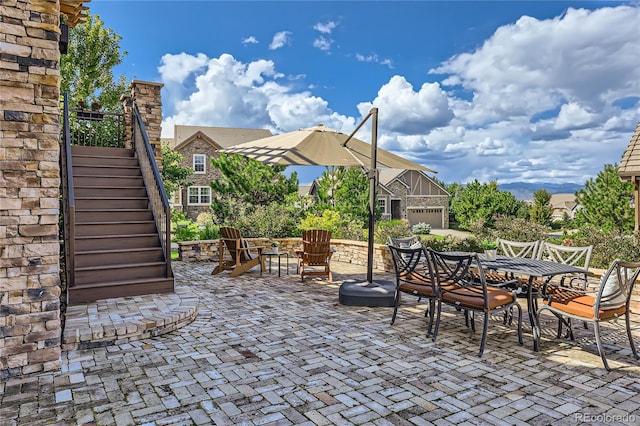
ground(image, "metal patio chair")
xmin=535 ymin=259 xmax=640 ymax=371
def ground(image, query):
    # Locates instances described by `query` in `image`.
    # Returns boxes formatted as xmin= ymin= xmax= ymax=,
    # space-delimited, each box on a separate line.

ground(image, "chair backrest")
xmin=388 ymin=235 xmax=420 ymax=249
xmin=537 ymin=242 xmax=592 ymax=269
xmin=537 ymin=241 xmax=593 ymax=288
xmin=428 ymin=249 xmax=488 ymax=307
xmin=220 ymin=226 xmax=252 ymax=262
xmin=387 ymin=244 xmax=435 ymax=290
xmin=301 ymin=229 xmax=332 ymax=266
xmin=497 ymin=238 xmax=540 ymax=259
xmin=595 ymin=259 xmax=640 ymax=311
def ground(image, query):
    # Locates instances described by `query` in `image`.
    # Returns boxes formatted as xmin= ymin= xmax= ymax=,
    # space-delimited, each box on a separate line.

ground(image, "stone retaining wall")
xmin=178 ymin=238 xmax=395 ymax=272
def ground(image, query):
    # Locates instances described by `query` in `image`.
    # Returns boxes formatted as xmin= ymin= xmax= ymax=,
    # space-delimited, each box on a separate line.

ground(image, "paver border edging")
xmin=61 ymin=285 xmax=199 ymax=351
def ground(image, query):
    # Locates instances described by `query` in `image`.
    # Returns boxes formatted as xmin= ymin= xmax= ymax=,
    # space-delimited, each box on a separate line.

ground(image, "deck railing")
xmin=68 ymin=108 xmax=125 ymax=147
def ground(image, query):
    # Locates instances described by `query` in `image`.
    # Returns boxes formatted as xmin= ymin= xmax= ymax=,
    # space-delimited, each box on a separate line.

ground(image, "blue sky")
xmin=90 ymin=1 xmax=640 ymax=185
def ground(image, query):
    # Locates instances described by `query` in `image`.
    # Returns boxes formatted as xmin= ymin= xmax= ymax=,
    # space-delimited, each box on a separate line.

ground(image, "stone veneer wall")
xmin=177 ymin=238 xmax=395 ymax=273
xmin=1 ymin=0 xmax=63 ymax=379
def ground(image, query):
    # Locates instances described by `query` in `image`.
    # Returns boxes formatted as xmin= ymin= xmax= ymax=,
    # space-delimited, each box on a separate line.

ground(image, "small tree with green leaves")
xmin=161 ymin=145 xmax=193 ymax=196
xmin=450 ymin=180 xmax=522 ymax=229
xmin=61 ymin=12 xmax=128 ymax=111
xmin=574 ymin=164 xmax=635 ymax=233
xmin=209 ymin=153 xmax=299 ymax=223
xmin=530 ymin=189 xmax=553 ymax=226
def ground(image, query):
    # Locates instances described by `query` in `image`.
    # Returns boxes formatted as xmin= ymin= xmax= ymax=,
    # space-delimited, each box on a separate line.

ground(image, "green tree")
xmin=450 ymin=180 xmax=521 ymax=229
xmin=530 ymin=189 xmax=553 ymax=225
xmin=314 ymin=166 xmax=378 ymax=228
xmin=574 ymin=164 xmax=635 ymax=233
xmin=161 ymin=145 xmax=193 ymax=196
xmin=209 ymin=153 xmax=299 ymax=223
xmin=61 ymin=12 xmax=128 ymax=110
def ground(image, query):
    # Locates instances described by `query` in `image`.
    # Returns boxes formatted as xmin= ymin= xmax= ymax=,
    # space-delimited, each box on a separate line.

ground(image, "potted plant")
xmin=271 ymin=241 xmax=280 ymax=253
xmin=75 ymin=100 xmax=90 ymax=118
xmin=90 ymin=101 xmax=104 ymax=121
xmin=481 ymin=239 xmax=498 ymax=261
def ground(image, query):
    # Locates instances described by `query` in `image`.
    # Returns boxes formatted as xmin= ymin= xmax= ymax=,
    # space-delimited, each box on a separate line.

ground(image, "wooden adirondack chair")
xmin=212 ymin=227 xmax=266 ymax=277
xmin=295 ymin=229 xmax=334 ymax=282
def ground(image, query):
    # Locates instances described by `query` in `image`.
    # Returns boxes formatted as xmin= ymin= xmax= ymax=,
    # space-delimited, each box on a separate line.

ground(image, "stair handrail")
xmin=132 ymin=105 xmax=172 ymax=278
xmin=61 ymin=93 xmax=76 ymax=293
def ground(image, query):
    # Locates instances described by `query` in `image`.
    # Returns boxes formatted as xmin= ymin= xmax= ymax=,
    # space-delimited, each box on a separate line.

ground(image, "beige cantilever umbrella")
xmin=223 ymin=124 xmax=434 ymax=171
xmin=222 ymin=108 xmax=436 ymax=306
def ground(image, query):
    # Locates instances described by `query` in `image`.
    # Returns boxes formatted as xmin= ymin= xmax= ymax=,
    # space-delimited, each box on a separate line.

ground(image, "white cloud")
xmin=160 ymin=53 xmax=352 ymax=137
xmin=357 ymin=75 xmax=454 ymax=135
xmin=424 ymin=5 xmax=640 ymax=184
xmin=269 ymin=31 xmax=292 ymax=50
xmin=356 ymin=53 xmax=394 ymax=69
xmin=313 ymin=36 xmax=333 ymax=51
xmin=242 ymin=36 xmax=258 ymax=45
xmin=356 ymin=53 xmax=378 ymax=63
xmin=314 ymin=21 xmax=338 ymax=34
xmin=158 ymin=52 xmax=208 ymax=84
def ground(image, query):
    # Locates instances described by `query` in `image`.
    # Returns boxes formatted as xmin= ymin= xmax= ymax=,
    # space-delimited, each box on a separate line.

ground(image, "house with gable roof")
xmin=298 ymin=169 xmax=450 ymax=228
xmin=549 ymin=193 xmax=580 ymax=222
xmin=377 ymin=169 xmax=450 ymax=228
xmin=165 ymin=125 xmax=272 ymax=219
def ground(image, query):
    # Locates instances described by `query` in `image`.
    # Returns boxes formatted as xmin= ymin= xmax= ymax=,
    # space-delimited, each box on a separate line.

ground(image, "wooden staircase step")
xmin=74 ymin=234 xmax=161 ymax=251
xmin=71 ymin=146 xmax=134 ymax=157
xmin=75 ymin=197 xmax=149 ymax=209
xmin=75 ymin=262 xmax=168 ymax=285
xmin=74 ymin=186 xmax=148 ymax=197
xmin=68 ymin=277 xmax=174 ymax=304
xmin=75 ymin=221 xmax=157 ymax=236
xmin=73 ymin=175 xmax=144 ymax=187
xmin=72 ymin=164 xmax=142 ymax=176
xmin=75 ymin=247 xmax=165 ymax=268
xmin=72 ymin=155 xmax=138 ymax=167
xmin=75 ymin=209 xmax=153 ymax=222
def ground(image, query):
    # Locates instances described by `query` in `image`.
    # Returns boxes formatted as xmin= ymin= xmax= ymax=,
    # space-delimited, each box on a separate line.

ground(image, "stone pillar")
xmin=131 ymin=80 xmax=164 ymax=169
xmin=120 ymin=93 xmax=133 ymax=149
xmin=1 ymin=1 xmax=63 ymax=379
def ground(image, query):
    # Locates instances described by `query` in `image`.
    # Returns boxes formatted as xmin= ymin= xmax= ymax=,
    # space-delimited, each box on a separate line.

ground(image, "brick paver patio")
xmin=1 ymin=260 xmax=639 ymax=425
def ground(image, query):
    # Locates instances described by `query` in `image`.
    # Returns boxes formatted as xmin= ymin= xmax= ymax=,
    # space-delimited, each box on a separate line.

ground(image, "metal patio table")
xmin=477 ymin=254 xmax=587 ymax=351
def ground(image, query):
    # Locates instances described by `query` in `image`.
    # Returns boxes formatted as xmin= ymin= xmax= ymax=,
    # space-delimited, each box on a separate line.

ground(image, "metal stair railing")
xmin=60 ymin=93 xmax=76 ymax=294
xmin=132 ymin=105 xmax=172 ymax=278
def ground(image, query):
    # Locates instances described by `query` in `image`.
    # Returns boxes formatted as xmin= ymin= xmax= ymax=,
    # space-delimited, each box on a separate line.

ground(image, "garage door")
xmin=407 ymin=207 xmax=443 ymax=228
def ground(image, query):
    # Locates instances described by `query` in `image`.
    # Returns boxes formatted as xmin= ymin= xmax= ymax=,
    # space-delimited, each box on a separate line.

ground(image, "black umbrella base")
xmin=338 ymin=279 xmax=395 ymax=307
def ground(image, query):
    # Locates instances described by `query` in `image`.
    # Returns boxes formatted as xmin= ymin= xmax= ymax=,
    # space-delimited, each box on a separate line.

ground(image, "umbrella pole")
xmin=339 ymin=108 xmax=395 ymax=307
xmin=366 ymin=108 xmax=379 ymax=283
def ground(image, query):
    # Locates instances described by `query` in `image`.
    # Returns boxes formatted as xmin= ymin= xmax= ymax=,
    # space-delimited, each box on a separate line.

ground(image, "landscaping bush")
xmin=374 ymin=219 xmax=411 ymax=244
xmin=569 ymin=225 xmax=639 ymax=269
xmin=172 ymin=221 xmax=199 ymax=242
xmin=230 ymin=202 xmax=299 ymax=239
xmin=198 ymin=224 xmax=220 ymax=240
xmin=493 ymin=216 xmax=551 ymax=242
xmin=299 ymin=209 xmax=365 ymax=241
xmin=411 ymin=222 xmax=431 ymax=235
xmin=421 ymin=234 xmax=483 ymax=253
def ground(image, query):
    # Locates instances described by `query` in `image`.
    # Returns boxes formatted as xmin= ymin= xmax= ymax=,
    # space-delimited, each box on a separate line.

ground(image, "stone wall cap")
xmin=130 ymin=80 xmax=164 ymax=88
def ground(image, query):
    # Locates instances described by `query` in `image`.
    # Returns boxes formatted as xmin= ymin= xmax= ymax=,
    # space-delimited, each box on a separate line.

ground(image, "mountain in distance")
xmin=498 ymin=182 xmax=584 ymax=201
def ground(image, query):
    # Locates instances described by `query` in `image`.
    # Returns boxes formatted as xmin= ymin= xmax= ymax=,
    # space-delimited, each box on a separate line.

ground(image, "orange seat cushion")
xmin=543 ymin=290 xmax=626 ymax=319
xmin=441 ymin=286 xmax=514 ymax=310
xmin=399 ymin=281 xmax=435 ymax=297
